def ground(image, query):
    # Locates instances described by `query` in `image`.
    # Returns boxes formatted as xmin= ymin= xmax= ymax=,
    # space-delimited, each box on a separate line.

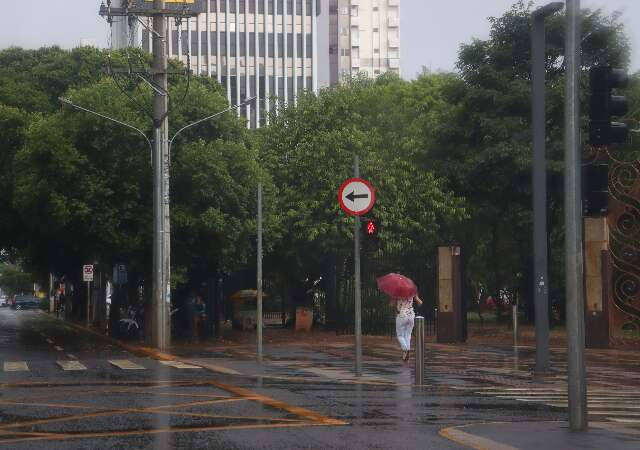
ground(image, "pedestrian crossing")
xmin=57 ymin=360 xmax=87 ymax=371
xmin=475 ymin=386 xmax=640 ymax=426
xmin=1 ymin=359 xmax=203 ymax=373
xmin=3 ymin=361 xmax=29 ymax=372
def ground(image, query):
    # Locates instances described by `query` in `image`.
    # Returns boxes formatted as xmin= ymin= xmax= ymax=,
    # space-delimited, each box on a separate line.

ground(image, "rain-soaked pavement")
xmin=1 ymin=308 xmax=638 ymax=449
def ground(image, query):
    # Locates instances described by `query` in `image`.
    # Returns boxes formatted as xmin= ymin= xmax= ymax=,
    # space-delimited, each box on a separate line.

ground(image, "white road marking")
xmin=66 ymin=354 xmax=78 ymax=360
xmin=54 ymin=346 xmax=64 ymax=351
xmin=109 ymin=359 xmax=146 ymax=370
xmin=159 ymin=360 xmax=202 ymax=369
xmin=57 ymin=360 xmax=87 ymax=371
xmin=45 ymin=338 xmax=54 ymax=344
xmin=607 ymin=418 xmax=640 ymax=424
xmin=3 ymin=361 xmax=29 ymax=372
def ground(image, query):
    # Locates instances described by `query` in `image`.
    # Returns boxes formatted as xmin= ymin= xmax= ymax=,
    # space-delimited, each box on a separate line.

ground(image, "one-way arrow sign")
xmin=346 ymin=191 xmax=369 ymax=202
xmin=339 ymin=178 xmax=375 ymax=216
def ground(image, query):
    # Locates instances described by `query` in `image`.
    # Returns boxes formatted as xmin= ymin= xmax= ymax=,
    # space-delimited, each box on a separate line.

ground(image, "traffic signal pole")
xmin=565 ymin=0 xmax=588 ymax=431
xmin=354 ymin=154 xmax=363 ymax=377
xmin=531 ymin=1 xmax=563 ymax=375
xmin=532 ymin=10 xmax=550 ymax=374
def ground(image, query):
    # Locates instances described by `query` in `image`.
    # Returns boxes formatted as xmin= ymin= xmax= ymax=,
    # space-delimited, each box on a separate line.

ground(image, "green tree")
xmin=258 ymin=76 xmax=466 ymax=306
xmin=429 ymin=0 xmax=631 ymax=320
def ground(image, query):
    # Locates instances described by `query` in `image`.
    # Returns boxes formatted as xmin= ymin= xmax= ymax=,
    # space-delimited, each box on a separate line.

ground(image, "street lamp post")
xmin=531 ymin=1 xmax=564 ymax=374
xmin=59 ymin=96 xmax=255 ymax=349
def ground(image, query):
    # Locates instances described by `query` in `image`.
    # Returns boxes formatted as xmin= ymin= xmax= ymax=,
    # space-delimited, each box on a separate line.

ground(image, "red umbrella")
xmin=376 ymin=273 xmax=417 ymax=299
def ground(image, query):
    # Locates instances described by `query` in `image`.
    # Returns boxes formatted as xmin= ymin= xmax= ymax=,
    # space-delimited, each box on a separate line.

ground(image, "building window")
xmin=373 ymin=48 xmax=379 ymax=54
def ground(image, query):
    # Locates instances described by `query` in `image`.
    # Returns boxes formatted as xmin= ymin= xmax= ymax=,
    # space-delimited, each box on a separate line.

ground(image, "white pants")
xmin=396 ymin=314 xmax=415 ymax=352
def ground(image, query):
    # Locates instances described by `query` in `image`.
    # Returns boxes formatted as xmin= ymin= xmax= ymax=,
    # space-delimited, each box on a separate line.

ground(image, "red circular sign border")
xmin=338 ymin=177 xmax=376 ymax=216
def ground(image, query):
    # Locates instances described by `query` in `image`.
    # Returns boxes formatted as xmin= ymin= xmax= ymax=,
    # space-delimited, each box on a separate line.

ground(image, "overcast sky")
xmin=0 ymin=1 xmax=638 ymax=79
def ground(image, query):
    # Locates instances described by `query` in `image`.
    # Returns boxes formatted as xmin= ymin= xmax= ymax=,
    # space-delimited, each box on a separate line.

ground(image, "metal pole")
xmin=354 ymin=155 xmax=362 ymax=377
xmin=151 ymin=0 xmax=169 ymax=351
xmin=49 ymin=273 xmax=54 ymax=314
xmin=415 ymin=316 xmax=425 ymax=385
xmin=86 ymin=281 xmax=91 ymax=327
xmin=257 ymin=183 xmax=263 ymax=363
xmin=565 ymin=0 xmax=588 ymax=431
xmin=512 ymin=303 xmax=519 ymax=348
xmin=532 ymin=14 xmax=550 ymax=373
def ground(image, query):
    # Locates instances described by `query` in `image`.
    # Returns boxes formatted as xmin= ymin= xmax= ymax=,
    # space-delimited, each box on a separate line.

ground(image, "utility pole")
xmin=531 ymin=1 xmax=564 ymax=374
xmin=99 ymin=0 xmax=198 ymax=351
xmin=151 ymin=0 xmax=170 ymax=351
xmin=565 ymin=0 xmax=588 ymax=431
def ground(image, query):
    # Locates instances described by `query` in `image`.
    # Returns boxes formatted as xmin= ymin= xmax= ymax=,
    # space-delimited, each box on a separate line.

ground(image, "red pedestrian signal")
xmin=362 ymin=219 xmax=378 ymax=237
xmin=366 ymin=220 xmax=376 ymax=235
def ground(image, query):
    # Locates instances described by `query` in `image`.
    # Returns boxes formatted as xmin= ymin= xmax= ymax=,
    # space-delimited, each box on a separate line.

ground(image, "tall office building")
xmin=109 ymin=1 xmax=400 ymax=124
xmin=112 ymin=1 xmax=319 ymax=127
xmin=318 ymin=0 xmax=400 ymax=87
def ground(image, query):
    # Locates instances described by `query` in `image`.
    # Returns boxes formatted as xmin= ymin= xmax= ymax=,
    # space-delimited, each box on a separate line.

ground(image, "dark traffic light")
xmin=589 ymin=66 xmax=629 ymax=146
xmin=583 ymin=163 xmax=609 ymax=217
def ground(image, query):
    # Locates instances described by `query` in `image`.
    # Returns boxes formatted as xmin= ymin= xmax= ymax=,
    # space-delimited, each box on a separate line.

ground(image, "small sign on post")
xmin=83 ymin=265 xmax=93 ymax=327
xmin=83 ymin=265 xmax=94 ymax=282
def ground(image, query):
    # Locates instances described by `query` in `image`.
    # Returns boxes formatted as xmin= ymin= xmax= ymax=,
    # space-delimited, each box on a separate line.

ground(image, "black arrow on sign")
xmin=346 ymin=191 xmax=369 ymax=203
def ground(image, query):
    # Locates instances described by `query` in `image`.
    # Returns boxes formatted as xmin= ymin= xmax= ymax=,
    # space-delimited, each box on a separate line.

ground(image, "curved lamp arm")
xmin=58 ymin=96 xmax=153 ymax=162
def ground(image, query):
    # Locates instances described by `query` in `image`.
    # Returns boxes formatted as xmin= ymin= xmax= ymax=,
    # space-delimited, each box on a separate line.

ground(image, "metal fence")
xmin=334 ymin=248 xmax=438 ymax=336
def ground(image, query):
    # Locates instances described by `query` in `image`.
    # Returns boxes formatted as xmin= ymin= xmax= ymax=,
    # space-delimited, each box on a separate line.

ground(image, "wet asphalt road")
xmin=0 ymin=308 xmax=566 ymax=449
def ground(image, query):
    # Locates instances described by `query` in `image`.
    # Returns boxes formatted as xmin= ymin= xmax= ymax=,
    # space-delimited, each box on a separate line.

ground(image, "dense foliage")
xmin=0 ymin=1 xmax=637 ymax=324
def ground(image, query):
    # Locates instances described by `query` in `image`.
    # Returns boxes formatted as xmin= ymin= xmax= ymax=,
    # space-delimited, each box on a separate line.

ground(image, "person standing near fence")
xmin=394 ymin=295 xmax=423 ymax=361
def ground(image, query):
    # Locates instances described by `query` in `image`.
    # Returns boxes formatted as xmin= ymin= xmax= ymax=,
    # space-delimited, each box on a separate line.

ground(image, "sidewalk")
xmin=440 ymin=421 xmax=640 ymax=450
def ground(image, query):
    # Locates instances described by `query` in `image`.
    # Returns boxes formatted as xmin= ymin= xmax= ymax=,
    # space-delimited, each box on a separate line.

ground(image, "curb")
xmin=45 ymin=312 xmax=176 ymax=362
xmin=439 ymin=423 xmax=520 ymax=450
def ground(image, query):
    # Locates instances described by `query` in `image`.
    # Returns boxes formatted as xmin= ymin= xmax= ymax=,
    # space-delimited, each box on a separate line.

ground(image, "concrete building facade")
xmin=319 ymin=0 xmax=400 ymax=87
xmin=114 ymin=0 xmax=319 ymax=127
xmin=110 ymin=1 xmax=399 ymax=125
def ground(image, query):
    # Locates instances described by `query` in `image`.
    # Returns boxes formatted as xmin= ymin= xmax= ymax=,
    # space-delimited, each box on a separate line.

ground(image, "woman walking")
xmin=376 ymin=273 xmax=424 ymax=362
xmin=394 ymin=295 xmax=423 ymax=361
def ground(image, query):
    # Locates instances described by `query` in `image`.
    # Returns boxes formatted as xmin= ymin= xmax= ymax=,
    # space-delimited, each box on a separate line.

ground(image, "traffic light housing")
xmin=589 ymin=66 xmax=629 ymax=146
xmin=361 ymin=218 xmax=380 ymax=251
xmin=583 ymin=163 xmax=609 ymax=217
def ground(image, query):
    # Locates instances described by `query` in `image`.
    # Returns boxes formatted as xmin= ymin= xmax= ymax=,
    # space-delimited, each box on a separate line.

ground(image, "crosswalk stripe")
xmin=159 ymin=360 xmax=202 ymax=369
xmin=54 ymin=346 xmax=64 ymax=351
xmin=109 ymin=359 xmax=146 ymax=370
xmin=476 ymin=387 xmax=640 ymax=425
xmin=607 ymin=418 xmax=640 ymax=424
xmin=57 ymin=360 xmax=87 ymax=371
xmin=3 ymin=361 xmax=29 ymax=372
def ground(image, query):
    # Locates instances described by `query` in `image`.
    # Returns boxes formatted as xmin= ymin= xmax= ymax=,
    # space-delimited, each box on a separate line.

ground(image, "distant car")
xmin=12 ymin=295 xmax=40 ymax=310
xmin=0 ymin=296 xmax=7 ymax=307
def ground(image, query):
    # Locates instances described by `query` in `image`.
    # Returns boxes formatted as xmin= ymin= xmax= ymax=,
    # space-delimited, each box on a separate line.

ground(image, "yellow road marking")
xmin=0 ymin=422 xmax=330 ymax=445
xmin=207 ymin=379 xmax=347 ymax=426
xmin=439 ymin=424 xmax=520 ymax=450
xmin=0 ymin=379 xmax=347 ymax=444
